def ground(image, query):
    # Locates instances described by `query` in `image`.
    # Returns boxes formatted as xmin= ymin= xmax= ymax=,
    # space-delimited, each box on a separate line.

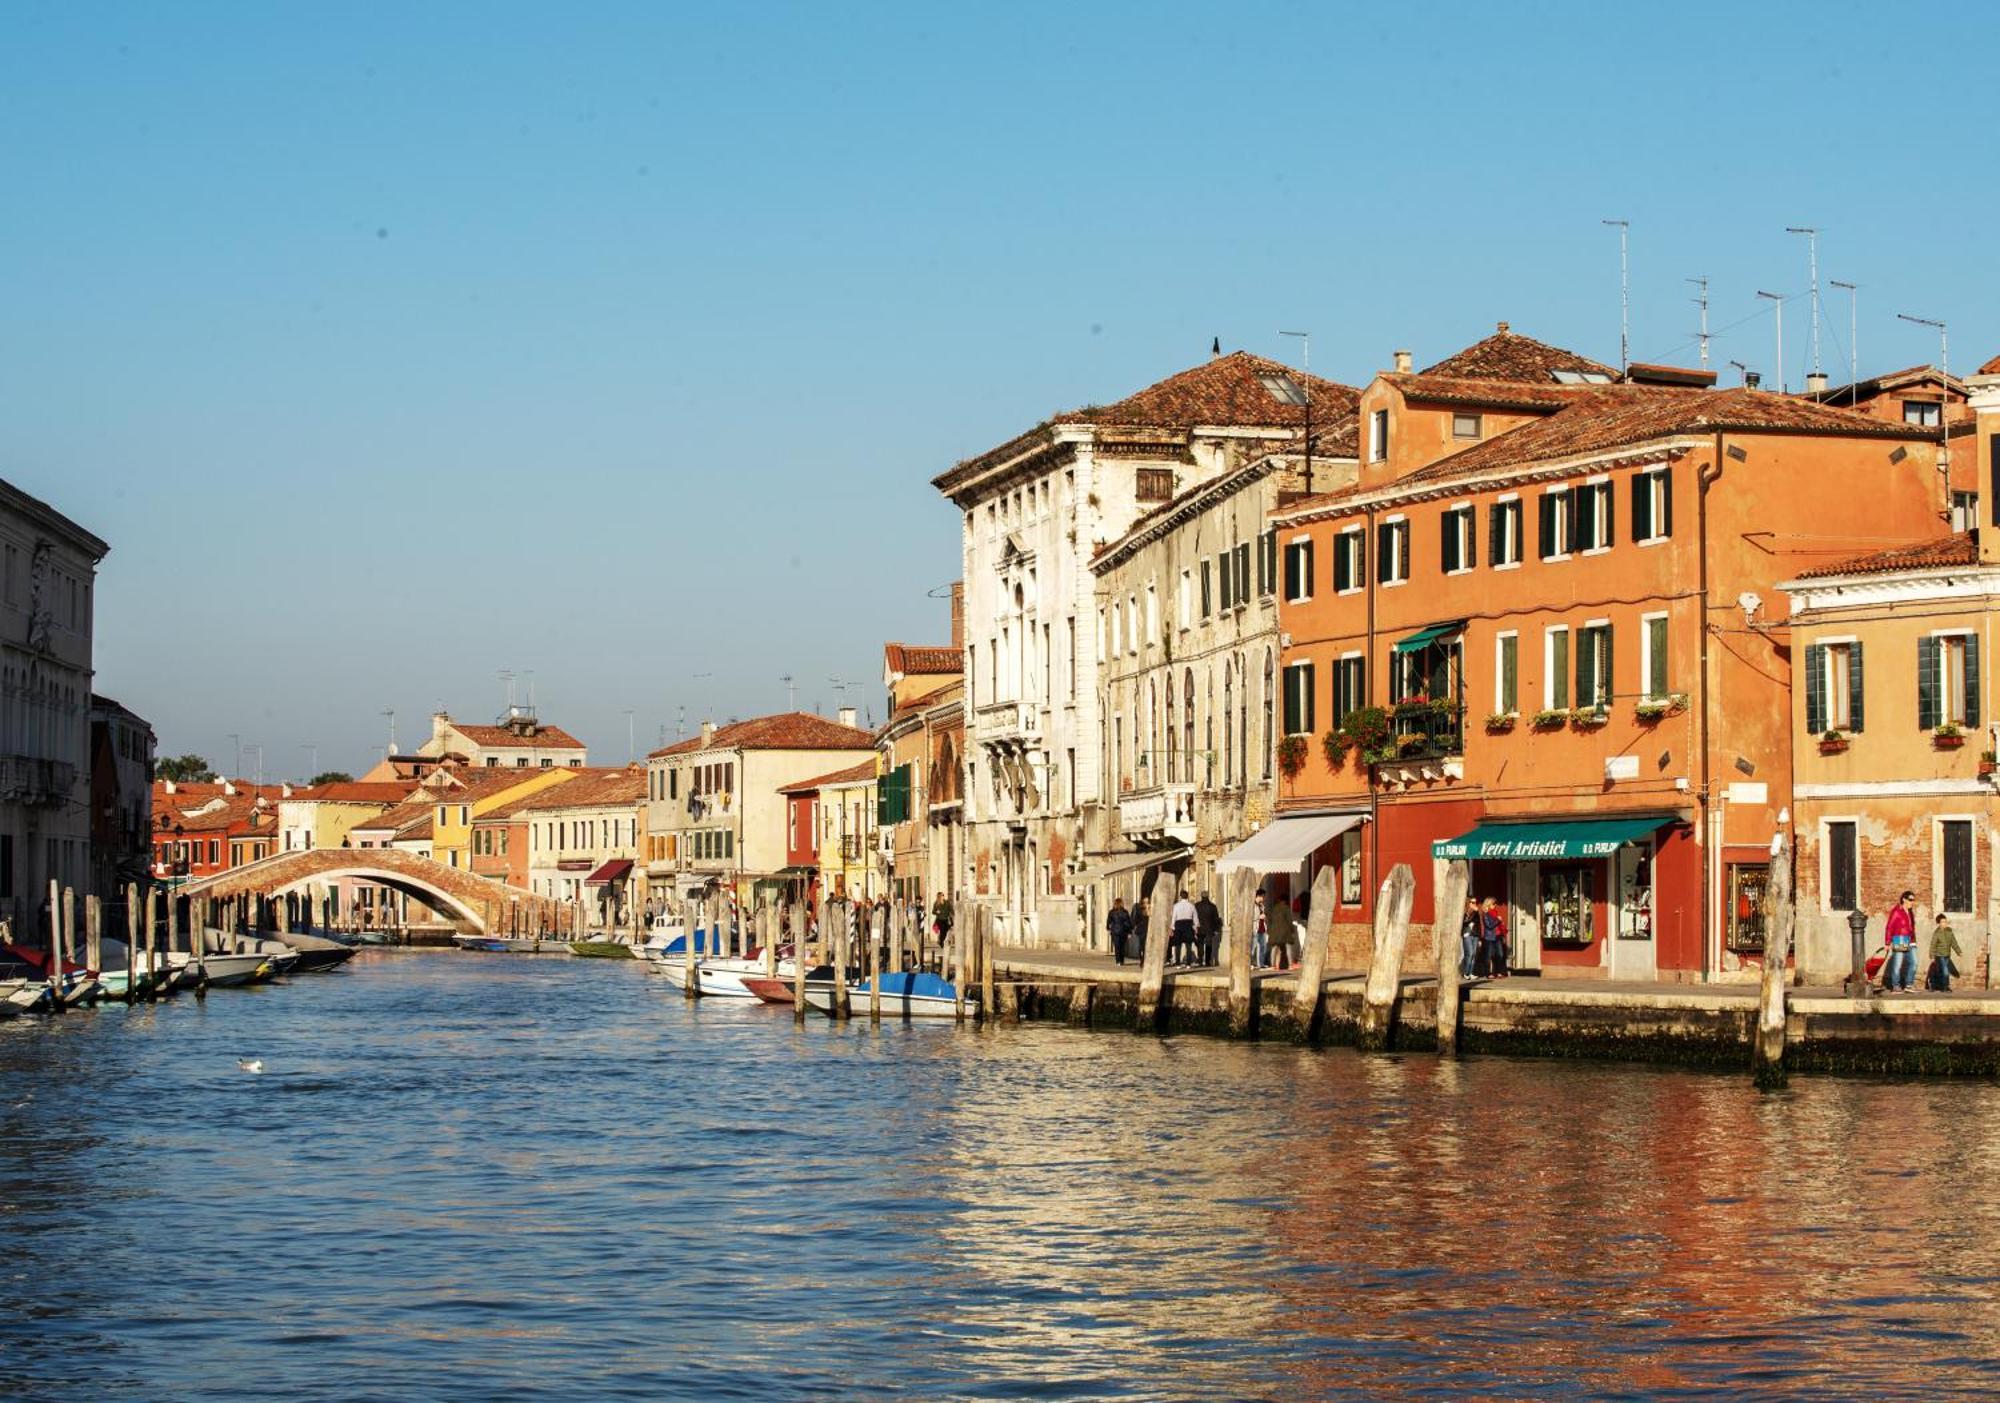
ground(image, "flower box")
xmin=1819 ymin=737 xmax=1849 ymax=755
xmin=1529 ymin=709 xmax=1571 ymax=731
xmin=1571 ymin=707 xmax=1611 ymax=730
xmin=1485 ymin=712 xmax=1518 ymax=733
xmin=1935 ymin=731 xmax=1966 ymax=750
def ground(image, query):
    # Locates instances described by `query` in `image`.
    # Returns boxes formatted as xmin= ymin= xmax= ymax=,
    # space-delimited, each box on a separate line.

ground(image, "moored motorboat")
xmin=658 ymin=955 xmax=774 ymax=998
xmin=271 ymin=931 xmax=359 ymax=972
xmin=803 ymin=971 xmax=969 ymax=1019
xmin=193 ymin=952 xmax=273 ymax=987
xmin=452 ymin=933 xmax=563 ymax=954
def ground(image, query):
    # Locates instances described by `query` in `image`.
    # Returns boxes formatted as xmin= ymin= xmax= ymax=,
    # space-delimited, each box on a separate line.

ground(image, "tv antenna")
xmin=1686 ymin=276 xmax=1709 ymax=369
xmin=1603 ymin=218 xmax=1630 ymax=375
xmin=1896 ymin=312 xmax=1949 ymax=483
xmin=1831 ymin=280 xmax=1860 ymax=401
xmin=381 ymin=710 xmax=396 ymax=757
xmin=623 ymin=708 xmax=636 ymax=764
xmin=1786 ymin=226 xmax=1820 ymax=378
xmin=780 ymin=673 xmax=797 ymax=710
xmin=498 ymin=668 xmax=516 ymax=713
xmin=301 ymin=742 xmax=318 ymax=779
xmin=1755 ymin=291 xmax=1785 ymax=393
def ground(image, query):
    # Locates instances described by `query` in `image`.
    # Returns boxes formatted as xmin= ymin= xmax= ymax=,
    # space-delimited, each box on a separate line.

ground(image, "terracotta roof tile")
xmin=883 ymin=643 xmax=960 ymax=676
xmin=1421 ymin=324 xmax=1620 ymax=384
xmin=440 ymin=719 xmax=586 ymax=750
xmin=647 ymin=710 xmax=876 ymax=760
xmin=1805 ymin=364 xmax=1967 ymax=403
xmin=778 ymin=759 xmax=879 ymax=795
xmin=1053 ymin=351 xmax=1357 ymax=432
xmin=289 ymin=781 xmax=416 ymax=805
xmin=502 ymin=769 xmax=647 ymax=813
xmin=1401 ymin=385 xmax=1927 ymax=487
xmin=1796 ymin=531 xmax=1980 ymax=579
xmin=349 ymin=797 xmax=435 ymax=838
xmin=1386 ymin=371 xmax=1598 ymax=412
xmin=1979 ymin=351 xmax=2000 ymax=376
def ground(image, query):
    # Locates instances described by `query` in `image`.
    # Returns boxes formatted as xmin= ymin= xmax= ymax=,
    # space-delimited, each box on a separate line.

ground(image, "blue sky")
xmin=3 ymin=1 xmax=1990 ymax=777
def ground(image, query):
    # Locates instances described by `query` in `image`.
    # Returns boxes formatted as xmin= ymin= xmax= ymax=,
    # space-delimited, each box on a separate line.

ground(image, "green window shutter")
xmin=1647 ymin=616 xmax=1668 ymax=697
xmin=1575 ymin=629 xmax=1593 ymax=709
xmin=1660 ymin=470 xmax=1674 ymax=538
xmin=1632 ymin=473 xmax=1651 ymax=542
xmin=1333 ymin=537 xmax=1350 ymax=592
xmin=1848 ymin=643 xmax=1865 ymax=733
xmin=1804 ymin=643 xmax=1826 ymax=736
xmin=1966 ymin=634 xmax=1981 ymax=729
xmin=1599 ymin=481 xmax=1616 ymax=549
xmin=1464 ymin=509 xmax=1478 ymax=570
xmin=1918 ymin=636 xmax=1941 ymax=730
xmin=1441 ymin=509 xmax=1457 ymax=573
xmin=1218 ymin=552 xmax=1233 ymax=610
xmin=1235 ymin=542 xmax=1250 ymax=601
xmin=1601 ymin=626 xmax=1613 ymax=708
xmin=1500 ymin=636 xmax=1517 ymax=712
xmin=1550 ymin=631 xmax=1570 ymax=708
xmin=1538 ymin=495 xmax=1557 ymax=558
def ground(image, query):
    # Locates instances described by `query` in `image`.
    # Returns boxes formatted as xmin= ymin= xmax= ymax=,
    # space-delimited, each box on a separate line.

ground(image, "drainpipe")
xmin=1699 ymin=434 xmax=1726 ymax=982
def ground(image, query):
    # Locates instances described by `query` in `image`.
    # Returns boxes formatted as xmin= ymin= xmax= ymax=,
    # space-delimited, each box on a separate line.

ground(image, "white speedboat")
xmin=659 ymin=955 xmax=788 ymax=999
xmin=192 ymin=952 xmax=273 ymax=988
xmin=451 ymin=933 xmax=563 ymax=954
xmin=803 ymin=971 xmax=970 ymax=1019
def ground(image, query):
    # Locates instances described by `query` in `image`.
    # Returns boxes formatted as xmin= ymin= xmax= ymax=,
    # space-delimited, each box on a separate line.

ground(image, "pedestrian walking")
xmin=1170 ymin=891 xmax=1199 ymax=966
xmin=1265 ymin=887 xmax=1299 ymax=971
xmin=1252 ymin=903 xmax=1270 ymax=968
xmin=1927 ymin=911 xmax=1962 ymax=992
xmin=1195 ymin=890 xmax=1222 ymax=967
xmin=1459 ymin=897 xmax=1481 ymax=979
xmin=1885 ymin=890 xmax=1918 ymax=992
xmin=1132 ymin=899 xmax=1149 ymax=963
xmin=1480 ymin=897 xmax=1508 ymax=978
xmin=1106 ymin=897 xmax=1133 ymax=965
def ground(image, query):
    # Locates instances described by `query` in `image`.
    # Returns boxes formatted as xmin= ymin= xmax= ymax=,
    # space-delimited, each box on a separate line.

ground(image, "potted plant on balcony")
xmin=1981 ymin=749 xmax=1997 ymax=778
xmin=1818 ymin=728 xmax=1850 ymax=755
xmin=1342 ymin=706 xmax=1393 ymax=764
xmin=1485 ymin=711 xmax=1517 ymax=733
xmin=1530 ymin=708 xmax=1571 ymax=731
xmin=1571 ymin=705 xmax=1610 ymax=730
xmin=1277 ymin=734 xmax=1308 ymax=779
xmin=1935 ymin=723 xmax=1967 ymax=750
xmin=1322 ymin=727 xmax=1353 ymax=769
xmin=1635 ymin=693 xmax=1688 ymax=722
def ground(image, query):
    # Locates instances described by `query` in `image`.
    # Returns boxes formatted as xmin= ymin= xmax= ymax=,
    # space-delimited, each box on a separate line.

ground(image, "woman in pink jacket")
xmin=1884 ymin=890 xmax=1918 ymax=993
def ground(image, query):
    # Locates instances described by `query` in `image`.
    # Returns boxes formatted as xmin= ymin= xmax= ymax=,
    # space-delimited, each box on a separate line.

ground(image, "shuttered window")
xmin=1632 ymin=467 xmax=1674 ymax=542
xmin=1546 ymin=627 xmax=1570 ymax=709
xmin=1489 ymin=499 xmax=1522 ymax=567
xmin=1334 ymin=529 xmax=1365 ymax=592
xmin=1284 ymin=539 xmax=1314 ymax=602
xmin=1644 ymin=615 xmax=1669 ymax=699
xmin=1943 ymin=819 xmax=1974 ymax=914
xmin=1496 ymin=634 xmax=1518 ymax=714
xmin=1218 ymin=552 xmax=1233 ymax=611
xmin=1234 ymin=542 xmax=1251 ymax=604
xmin=1259 ymin=529 xmax=1279 ymax=596
xmin=1538 ymin=490 xmax=1574 ymax=559
xmin=1282 ymin=662 xmax=1315 ymax=736
xmin=1377 ymin=520 xmax=1410 ymax=584
xmin=1441 ymin=505 xmax=1476 ymax=574
xmin=1200 ymin=561 xmax=1213 ymax=617
xmin=1576 ymin=624 xmax=1613 ymax=709
xmin=1575 ymin=481 xmax=1615 ymax=552
xmin=1921 ymin=634 xmax=1980 ymax=728
xmin=1333 ymin=656 xmax=1365 ymax=728
xmin=1807 ymin=642 xmax=1864 ymax=734
xmin=1827 ymin=821 xmax=1859 ymax=911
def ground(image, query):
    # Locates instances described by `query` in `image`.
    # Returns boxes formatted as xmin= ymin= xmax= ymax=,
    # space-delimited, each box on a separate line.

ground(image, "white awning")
xmin=1214 ymin=813 xmax=1364 ymax=876
xmin=1071 ymin=846 xmax=1189 ymax=887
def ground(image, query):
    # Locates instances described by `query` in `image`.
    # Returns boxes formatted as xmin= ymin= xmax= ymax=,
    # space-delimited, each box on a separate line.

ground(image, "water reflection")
xmin=1 ymin=954 xmax=1998 ymax=1398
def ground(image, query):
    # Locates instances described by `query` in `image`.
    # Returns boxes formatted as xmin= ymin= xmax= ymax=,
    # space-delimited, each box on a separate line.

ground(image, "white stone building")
xmin=417 ymin=707 xmax=588 ymax=769
xmin=0 ymin=480 xmax=108 ymax=939
xmin=511 ymin=768 xmax=646 ymax=924
xmin=932 ymin=350 xmax=1356 ymax=945
xmin=1085 ymin=431 xmax=1358 ymax=934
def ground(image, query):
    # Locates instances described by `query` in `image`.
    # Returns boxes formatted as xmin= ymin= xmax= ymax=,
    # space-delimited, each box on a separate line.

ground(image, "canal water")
xmin=3 ymin=952 xmax=1998 ymax=1400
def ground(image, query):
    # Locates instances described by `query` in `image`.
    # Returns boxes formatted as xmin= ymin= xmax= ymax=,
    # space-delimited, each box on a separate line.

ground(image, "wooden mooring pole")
xmin=868 ymin=901 xmax=883 ymax=1024
xmin=1431 ymin=857 xmax=1471 ymax=1058
xmin=952 ymin=894 xmax=968 ymax=1024
xmin=978 ymin=901 xmax=996 ymax=1024
xmin=1755 ymin=834 xmax=1794 ymax=1087
xmin=85 ymin=893 xmax=102 ymax=986
xmin=126 ymin=884 xmax=142 ymax=1004
xmin=831 ymin=900 xmax=852 ymax=1022
xmin=1226 ymin=868 xmax=1257 ymax=1037
xmin=790 ymin=900 xmax=808 ymax=1022
xmin=1135 ymin=870 xmax=1177 ymax=1032
xmin=683 ymin=897 xmax=701 ymax=1001
xmin=46 ymin=880 xmax=65 ymax=1012
xmin=1288 ymin=866 xmax=1340 ymax=1042
xmin=1357 ymin=864 xmax=1416 ymax=1052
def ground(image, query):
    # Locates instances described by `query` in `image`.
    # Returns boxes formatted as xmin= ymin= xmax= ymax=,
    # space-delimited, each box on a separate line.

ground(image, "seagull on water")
xmin=238 ymin=1057 xmax=264 ymax=1074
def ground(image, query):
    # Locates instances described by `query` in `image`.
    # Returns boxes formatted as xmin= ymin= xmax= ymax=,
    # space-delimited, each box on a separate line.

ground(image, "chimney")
xmin=1806 ymin=371 xmax=1830 ymax=395
xmin=700 ymin=720 xmax=715 ymax=748
xmin=1210 ymin=336 xmax=1221 ymax=359
xmin=1392 ymin=349 xmax=1412 ymax=374
xmin=1496 ymin=321 xmax=1510 ymax=335
xmin=838 ymin=705 xmax=858 ymax=729
xmin=1744 ymin=370 xmax=1762 ymax=390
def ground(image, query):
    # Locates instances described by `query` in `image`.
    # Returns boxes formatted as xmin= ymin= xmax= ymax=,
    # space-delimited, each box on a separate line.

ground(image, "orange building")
xmin=1271 ymin=324 xmax=1945 ymax=981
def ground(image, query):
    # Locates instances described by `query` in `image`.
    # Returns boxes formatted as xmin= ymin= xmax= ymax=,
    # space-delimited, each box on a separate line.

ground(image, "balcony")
xmin=973 ymin=699 xmax=1041 ymax=745
xmin=0 ymin=755 xmax=78 ymax=808
xmin=1371 ymin=702 xmax=1465 ymax=789
xmin=1119 ymin=782 xmax=1197 ymax=844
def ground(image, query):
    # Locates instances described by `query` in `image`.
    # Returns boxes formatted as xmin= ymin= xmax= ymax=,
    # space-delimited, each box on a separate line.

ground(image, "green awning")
xmin=1394 ymin=620 xmax=1464 ymax=654
xmin=1433 ymin=816 xmax=1665 ymax=861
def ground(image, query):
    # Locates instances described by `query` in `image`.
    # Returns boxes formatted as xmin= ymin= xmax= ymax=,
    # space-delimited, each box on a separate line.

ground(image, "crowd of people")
xmin=1104 ymin=885 xmax=1309 ymax=970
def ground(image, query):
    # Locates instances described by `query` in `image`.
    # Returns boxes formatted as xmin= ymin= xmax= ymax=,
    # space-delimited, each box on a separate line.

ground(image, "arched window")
xmin=1165 ymin=671 xmax=1177 ymax=783
xmin=1223 ymin=662 xmax=1235 ymax=787
xmin=1206 ymin=676 xmax=1216 ymax=786
xmin=1263 ymin=648 xmax=1276 ymax=781
xmin=1147 ymin=678 xmax=1158 ymax=784
xmin=1183 ymin=670 xmax=1196 ymax=787
xmin=1237 ymin=651 xmax=1249 ymax=785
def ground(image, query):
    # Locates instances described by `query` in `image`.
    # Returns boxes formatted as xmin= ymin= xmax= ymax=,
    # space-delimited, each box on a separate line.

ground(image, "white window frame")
xmin=1542 ymin=484 xmax=1574 ymax=561
xmin=1639 ymin=611 xmax=1670 ymax=701
xmin=1637 ymin=467 xmax=1671 ymax=546
xmin=1282 ymin=661 xmax=1314 ymax=736
xmin=1494 ymin=630 xmax=1519 ymax=716
xmin=1579 ymin=617 xmax=1613 ymax=709
xmin=1444 ymin=503 xmax=1475 ymax=576
xmin=1932 ymin=628 xmax=1974 ymax=725
xmin=1493 ymin=493 xmax=1522 ymax=571
xmin=1544 ymin=624 xmax=1571 ymax=710
xmin=1818 ymin=634 xmax=1857 ymax=731
xmin=1336 ymin=527 xmax=1364 ymax=595
xmin=1580 ymin=475 xmax=1613 ymax=556
xmin=1452 ymin=412 xmax=1482 ymax=440
xmin=1934 ymin=815 xmax=1979 ymax=916
xmin=1382 ymin=513 xmax=1409 ymax=587
xmin=1819 ymin=815 xmax=1862 ymax=914
xmin=1368 ymin=407 xmax=1389 ymax=463
xmin=1285 ymin=537 xmax=1314 ymax=604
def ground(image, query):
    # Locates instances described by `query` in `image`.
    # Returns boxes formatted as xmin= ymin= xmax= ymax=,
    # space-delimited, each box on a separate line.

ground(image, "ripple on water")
xmin=2 ymin=950 xmax=2000 ymax=1398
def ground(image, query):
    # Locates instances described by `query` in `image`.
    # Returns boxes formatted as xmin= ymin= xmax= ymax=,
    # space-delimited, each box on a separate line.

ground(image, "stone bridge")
xmin=179 ymin=847 xmax=562 ymax=934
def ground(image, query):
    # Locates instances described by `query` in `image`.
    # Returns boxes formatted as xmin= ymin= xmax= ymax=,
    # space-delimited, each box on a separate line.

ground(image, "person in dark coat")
xmin=1106 ymin=897 xmax=1133 ymax=965
xmin=1132 ymin=899 xmax=1149 ymax=963
xmin=1195 ymin=891 xmax=1222 ymax=967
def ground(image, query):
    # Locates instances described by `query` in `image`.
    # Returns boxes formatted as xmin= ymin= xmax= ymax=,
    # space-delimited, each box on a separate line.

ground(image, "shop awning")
xmin=584 ymin=858 xmax=634 ymax=885
xmin=1071 ymin=846 xmax=1189 ymax=886
xmin=1215 ymin=813 xmax=1364 ymax=876
xmin=1394 ymin=620 xmax=1465 ymax=653
xmin=1433 ymin=816 xmax=1665 ymax=861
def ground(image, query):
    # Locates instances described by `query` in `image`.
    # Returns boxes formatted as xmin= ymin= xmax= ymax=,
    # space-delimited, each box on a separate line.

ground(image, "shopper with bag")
xmin=1884 ymin=890 xmax=1919 ymax=993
